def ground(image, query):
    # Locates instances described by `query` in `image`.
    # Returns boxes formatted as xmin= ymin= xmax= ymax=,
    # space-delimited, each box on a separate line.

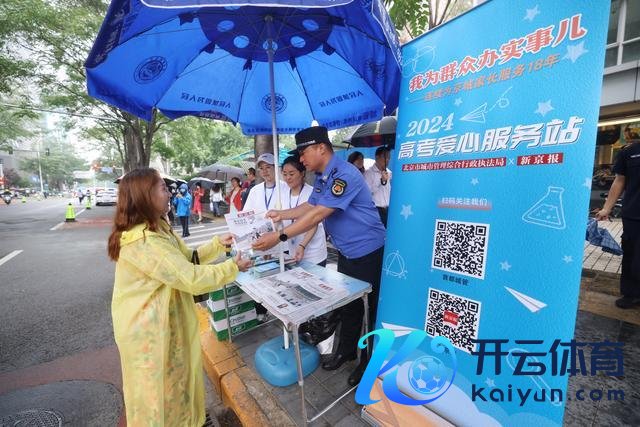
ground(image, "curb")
xmin=197 ymin=306 xmax=296 ymax=427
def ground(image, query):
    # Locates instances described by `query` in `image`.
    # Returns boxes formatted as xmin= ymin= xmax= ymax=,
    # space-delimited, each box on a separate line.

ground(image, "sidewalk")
xmin=583 ymin=219 xmax=622 ymax=274
xmin=202 ymin=229 xmax=640 ymax=426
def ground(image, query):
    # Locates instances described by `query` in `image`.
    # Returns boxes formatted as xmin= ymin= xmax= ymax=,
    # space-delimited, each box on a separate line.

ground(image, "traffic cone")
xmin=85 ymin=195 xmax=92 ymax=210
xmin=65 ymin=202 xmax=76 ymax=222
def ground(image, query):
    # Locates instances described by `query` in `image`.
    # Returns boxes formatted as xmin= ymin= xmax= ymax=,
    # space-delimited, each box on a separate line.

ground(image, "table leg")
xmin=292 ymin=325 xmax=308 ymax=425
xmin=362 ymin=293 xmax=370 ymax=362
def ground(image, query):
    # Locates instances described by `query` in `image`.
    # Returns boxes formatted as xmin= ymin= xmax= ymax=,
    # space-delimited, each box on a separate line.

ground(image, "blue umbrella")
xmin=85 ymin=0 xmax=401 ymax=136
xmin=86 ymin=0 xmax=401 ymax=292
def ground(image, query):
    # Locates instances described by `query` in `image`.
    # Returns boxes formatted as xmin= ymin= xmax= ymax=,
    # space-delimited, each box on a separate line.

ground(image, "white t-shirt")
xmin=283 ymin=183 xmax=327 ymax=264
xmin=210 ymin=189 xmax=223 ymax=202
xmin=242 ymin=181 xmax=289 ymax=213
xmin=364 ymin=165 xmax=392 ymax=208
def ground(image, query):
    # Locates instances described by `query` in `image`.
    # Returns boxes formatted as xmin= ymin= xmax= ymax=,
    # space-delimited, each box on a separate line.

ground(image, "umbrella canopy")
xmin=197 ymin=163 xmax=245 ymax=181
xmin=85 ymin=0 xmax=401 ymax=135
xmin=345 ymin=115 xmax=396 ymax=148
xmin=188 ymin=176 xmax=225 ymax=189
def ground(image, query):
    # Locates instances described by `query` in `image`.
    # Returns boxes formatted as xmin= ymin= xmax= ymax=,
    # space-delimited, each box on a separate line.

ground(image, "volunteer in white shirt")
xmin=281 ymin=155 xmax=327 ymax=265
xmin=364 ymin=146 xmax=392 ymax=227
xmin=243 ymin=153 xmax=288 ymax=214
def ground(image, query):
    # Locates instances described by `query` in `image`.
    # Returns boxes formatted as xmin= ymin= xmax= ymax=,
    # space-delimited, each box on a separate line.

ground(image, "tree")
xmin=0 ymin=103 xmax=37 ymax=153
xmin=3 ymin=168 xmax=29 ymax=188
xmin=19 ymin=138 xmax=86 ymax=190
xmin=385 ymin=0 xmax=474 ymax=40
xmin=331 ymin=125 xmax=359 ymax=146
xmin=0 ymin=0 xmax=172 ymax=172
xmin=153 ymin=118 xmax=252 ymax=175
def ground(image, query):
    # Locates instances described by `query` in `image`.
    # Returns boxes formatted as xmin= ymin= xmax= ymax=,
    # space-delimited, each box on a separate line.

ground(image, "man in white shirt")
xmin=243 ymin=153 xmax=289 ymax=213
xmin=364 ymin=146 xmax=391 ymax=227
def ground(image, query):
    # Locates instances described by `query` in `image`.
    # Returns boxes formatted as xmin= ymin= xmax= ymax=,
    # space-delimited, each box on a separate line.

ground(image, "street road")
xmin=0 ymin=199 xmax=230 ymax=425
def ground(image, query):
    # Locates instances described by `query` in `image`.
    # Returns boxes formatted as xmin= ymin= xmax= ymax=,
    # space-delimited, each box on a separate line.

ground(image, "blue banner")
xmin=374 ymin=1 xmax=610 ymax=425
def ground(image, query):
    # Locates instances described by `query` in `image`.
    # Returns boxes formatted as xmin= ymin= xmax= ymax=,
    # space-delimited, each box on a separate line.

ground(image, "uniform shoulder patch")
xmin=331 ymin=178 xmax=347 ymax=196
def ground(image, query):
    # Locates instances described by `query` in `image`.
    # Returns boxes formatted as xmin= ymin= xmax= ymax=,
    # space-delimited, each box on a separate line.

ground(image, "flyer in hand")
xmin=225 ymin=210 xmax=280 ymax=257
xmin=243 ymin=267 xmax=350 ymax=320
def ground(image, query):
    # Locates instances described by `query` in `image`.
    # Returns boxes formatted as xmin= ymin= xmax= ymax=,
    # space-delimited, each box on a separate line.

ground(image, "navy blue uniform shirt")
xmin=308 ymin=154 xmax=385 ymax=258
xmin=613 ymin=142 xmax=640 ymax=220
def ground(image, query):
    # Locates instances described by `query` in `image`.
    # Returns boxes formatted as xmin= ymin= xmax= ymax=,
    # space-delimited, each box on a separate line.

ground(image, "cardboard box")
xmin=206 ymin=298 xmax=255 ymax=321
xmin=209 ymin=284 xmax=243 ymax=301
xmin=209 ymin=309 xmax=258 ymax=341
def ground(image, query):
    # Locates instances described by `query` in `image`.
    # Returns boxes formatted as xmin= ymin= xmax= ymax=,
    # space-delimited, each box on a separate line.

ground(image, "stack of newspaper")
xmin=241 ymin=267 xmax=350 ymax=324
xmin=207 ymin=284 xmax=258 ymax=341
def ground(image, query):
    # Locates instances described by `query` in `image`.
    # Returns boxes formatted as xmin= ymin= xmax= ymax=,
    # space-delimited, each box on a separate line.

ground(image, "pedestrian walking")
xmin=174 ymin=183 xmax=192 ymax=237
xmin=192 ymin=182 xmax=204 ymax=223
xmin=209 ymin=184 xmax=224 ymax=217
xmin=107 ymin=168 xmax=251 ymax=427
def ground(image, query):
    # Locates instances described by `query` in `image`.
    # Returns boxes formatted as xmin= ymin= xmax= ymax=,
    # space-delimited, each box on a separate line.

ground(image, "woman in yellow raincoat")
xmin=108 ymin=168 xmax=251 ymax=426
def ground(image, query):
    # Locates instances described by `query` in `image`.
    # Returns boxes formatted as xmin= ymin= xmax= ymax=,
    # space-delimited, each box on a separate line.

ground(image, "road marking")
xmin=0 ymin=250 xmax=23 ymax=267
xmin=50 ymin=208 xmax=87 ymax=231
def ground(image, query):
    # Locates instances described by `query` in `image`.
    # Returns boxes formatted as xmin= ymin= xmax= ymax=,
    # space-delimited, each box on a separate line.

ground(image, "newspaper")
xmin=242 ymin=267 xmax=350 ymax=321
xmin=224 ymin=210 xmax=280 ymax=257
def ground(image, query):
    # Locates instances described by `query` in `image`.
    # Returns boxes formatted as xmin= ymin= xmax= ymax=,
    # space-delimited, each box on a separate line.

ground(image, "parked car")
xmin=95 ymin=188 xmax=117 ymax=206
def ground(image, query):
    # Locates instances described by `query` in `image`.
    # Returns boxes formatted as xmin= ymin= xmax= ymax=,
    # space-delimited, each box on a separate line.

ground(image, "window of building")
xmin=606 ymin=0 xmax=640 ymax=68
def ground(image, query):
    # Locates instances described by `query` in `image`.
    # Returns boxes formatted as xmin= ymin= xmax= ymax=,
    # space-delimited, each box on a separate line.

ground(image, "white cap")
xmin=256 ymin=153 xmax=275 ymax=166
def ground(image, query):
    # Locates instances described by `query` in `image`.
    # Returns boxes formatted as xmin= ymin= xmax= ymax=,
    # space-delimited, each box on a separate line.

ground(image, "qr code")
xmin=425 ymin=288 xmax=481 ymax=353
xmin=432 ymin=219 xmax=489 ymax=279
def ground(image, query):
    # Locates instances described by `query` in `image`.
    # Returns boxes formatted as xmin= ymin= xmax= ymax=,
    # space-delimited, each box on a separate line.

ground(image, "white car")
xmin=95 ymin=188 xmax=117 ymax=206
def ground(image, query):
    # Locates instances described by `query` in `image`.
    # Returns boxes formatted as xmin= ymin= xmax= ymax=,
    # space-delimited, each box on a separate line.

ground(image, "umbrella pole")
xmin=266 ymin=15 xmax=289 ymax=351
xmin=265 ymin=15 xmax=286 ymax=275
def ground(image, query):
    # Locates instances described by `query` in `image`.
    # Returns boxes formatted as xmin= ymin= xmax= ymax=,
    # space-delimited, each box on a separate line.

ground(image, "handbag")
xmin=191 ymin=250 xmax=208 ymax=303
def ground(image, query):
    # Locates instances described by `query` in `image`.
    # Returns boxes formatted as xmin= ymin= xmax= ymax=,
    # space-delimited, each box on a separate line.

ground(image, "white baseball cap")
xmin=256 ymin=153 xmax=275 ymax=166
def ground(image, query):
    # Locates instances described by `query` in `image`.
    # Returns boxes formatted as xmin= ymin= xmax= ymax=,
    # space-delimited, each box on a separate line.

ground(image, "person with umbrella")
xmin=347 ymin=151 xmax=366 ymax=174
xmin=252 ymin=126 xmax=385 ymax=387
xmin=192 ymin=182 xmax=205 ymax=223
xmin=209 ymin=183 xmax=224 ymax=217
xmin=364 ymin=146 xmax=392 ymax=227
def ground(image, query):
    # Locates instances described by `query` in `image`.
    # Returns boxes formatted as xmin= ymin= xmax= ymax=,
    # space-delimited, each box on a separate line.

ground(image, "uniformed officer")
xmin=252 ymin=126 xmax=386 ymax=386
xmin=596 ymin=127 xmax=640 ymax=309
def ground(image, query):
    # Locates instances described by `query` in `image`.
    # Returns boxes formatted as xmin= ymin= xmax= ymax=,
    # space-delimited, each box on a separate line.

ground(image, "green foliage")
xmin=331 ymin=125 xmax=359 ymax=146
xmin=385 ymin=0 xmax=431 ymax=38
xmin=3 ymin=168 xmax=29 ymax=188
xmin=158 ymin=118 xmax=252 ymax=174
xmin=18 ymin=139 xmax=87 ymax=190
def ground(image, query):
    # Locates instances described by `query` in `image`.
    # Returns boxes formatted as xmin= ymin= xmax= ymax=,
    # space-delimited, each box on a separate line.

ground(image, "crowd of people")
xmin=109 ymin=126 xmax=397 ymax=425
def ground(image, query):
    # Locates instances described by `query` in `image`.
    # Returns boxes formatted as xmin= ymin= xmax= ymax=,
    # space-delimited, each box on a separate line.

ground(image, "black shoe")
xmin=348 ymin=362 xmax=367 ymax=387
xmin=615 ymin=296 xmax=640 ymax=309
xmin=321 ymin=352 xmax=356 ymax=371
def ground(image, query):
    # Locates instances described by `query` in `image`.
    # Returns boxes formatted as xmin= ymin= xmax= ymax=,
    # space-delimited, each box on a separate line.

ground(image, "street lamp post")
xmin=36 ymin=141 xmax=44 ymax=194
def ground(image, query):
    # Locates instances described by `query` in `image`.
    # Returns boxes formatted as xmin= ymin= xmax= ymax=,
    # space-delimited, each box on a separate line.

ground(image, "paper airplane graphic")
xmin=504 ymin=286 xmax=547 ymax=313
xmin=381 ymin=322 xmax=419 ymax=337
xmin=460 ymin=103 xmax=488 ymax=123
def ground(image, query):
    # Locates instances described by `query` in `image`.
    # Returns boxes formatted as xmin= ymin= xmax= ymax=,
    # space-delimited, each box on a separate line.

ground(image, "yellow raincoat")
xmin=112 ymin=222 xmax=238 ymax=426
